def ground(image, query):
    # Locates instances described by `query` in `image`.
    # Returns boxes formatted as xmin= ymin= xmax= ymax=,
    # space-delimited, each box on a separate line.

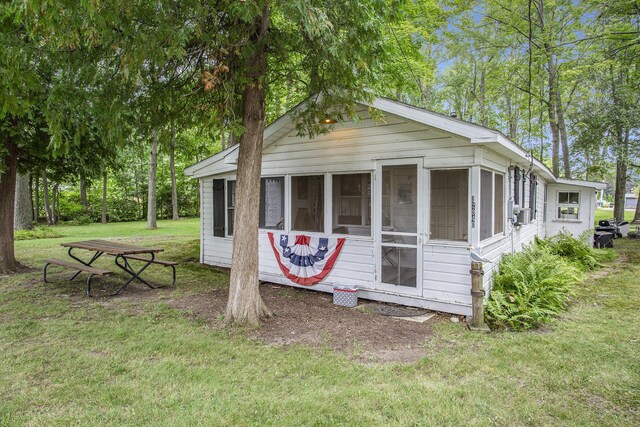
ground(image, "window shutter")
xmin=514 ymin=167 xmax=520 ymax=205
xmin=212 ymin=179 xmax=225 ymax=237
xmin=529 ymin=173 xmax=537 ymax=220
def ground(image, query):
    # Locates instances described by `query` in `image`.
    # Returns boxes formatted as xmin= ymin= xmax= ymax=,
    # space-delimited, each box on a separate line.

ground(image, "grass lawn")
xmin=1 ymin=219 xmax=639 ymax=426
xmin=595 ymin=208 xmax=636 ymax=225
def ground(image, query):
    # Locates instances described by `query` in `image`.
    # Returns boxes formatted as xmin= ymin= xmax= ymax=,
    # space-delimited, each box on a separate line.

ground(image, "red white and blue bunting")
xmin=267 ymin=232 xmax=345 ymax=286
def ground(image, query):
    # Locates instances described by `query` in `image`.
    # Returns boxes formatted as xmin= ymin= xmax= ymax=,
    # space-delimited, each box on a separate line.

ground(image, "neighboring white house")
xmin=625 ymin=193 xmax=638 ymax=210
xmin=185 ymin=98 xmax=605 ymax=316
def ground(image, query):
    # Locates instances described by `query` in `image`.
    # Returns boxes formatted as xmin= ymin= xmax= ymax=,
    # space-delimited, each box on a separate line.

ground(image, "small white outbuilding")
xmin=185 ymin=98 xmax=604 ymax=316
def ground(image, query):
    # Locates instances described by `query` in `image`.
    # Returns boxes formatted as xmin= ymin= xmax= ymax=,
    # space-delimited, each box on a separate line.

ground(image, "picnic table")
xmin=43 ymin=239 xmax=177 ymax=296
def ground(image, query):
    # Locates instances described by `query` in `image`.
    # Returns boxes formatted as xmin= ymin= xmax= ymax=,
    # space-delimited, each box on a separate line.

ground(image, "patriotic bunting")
xmin=267 ymin=232 xmax=345 ymax=286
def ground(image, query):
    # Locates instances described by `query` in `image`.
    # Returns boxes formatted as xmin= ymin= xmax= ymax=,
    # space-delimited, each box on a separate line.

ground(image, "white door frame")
xmin=374 ymin=158 xmax=423 ymax=296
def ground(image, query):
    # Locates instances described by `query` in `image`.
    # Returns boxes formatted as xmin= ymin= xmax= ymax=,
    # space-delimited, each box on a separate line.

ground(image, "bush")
xmin=486 ymin=245 xmax=582 ymax=330
xmin=536 ymin=230 xmax=615 ymax=271
xmin=15 ymin=226 xmax=64 ymax=241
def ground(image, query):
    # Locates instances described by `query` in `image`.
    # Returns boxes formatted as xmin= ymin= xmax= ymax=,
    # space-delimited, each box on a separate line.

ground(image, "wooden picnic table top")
xmin=61 ymin=239 xmax=164 ymax=256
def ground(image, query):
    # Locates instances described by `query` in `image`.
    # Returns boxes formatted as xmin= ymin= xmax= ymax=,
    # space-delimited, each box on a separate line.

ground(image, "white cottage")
xmin=185 ymin=98 xmax=604 ymax=316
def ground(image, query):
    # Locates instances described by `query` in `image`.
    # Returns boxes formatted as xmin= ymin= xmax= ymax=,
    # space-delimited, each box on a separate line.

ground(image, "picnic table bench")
xmin=43 ymin=258 xmax=112 ymax=296
xmin=42 ymin=239 xmax=177 ymax=296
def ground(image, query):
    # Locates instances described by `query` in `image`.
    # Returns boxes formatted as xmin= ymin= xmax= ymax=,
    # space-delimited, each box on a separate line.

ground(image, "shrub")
xmin=486 ymin=245 xmax=582 ymax=330
xmin=15 ymin=226 xmax=64 ymax=241
xmin=535 ymin=230 xmax=614 ymax=271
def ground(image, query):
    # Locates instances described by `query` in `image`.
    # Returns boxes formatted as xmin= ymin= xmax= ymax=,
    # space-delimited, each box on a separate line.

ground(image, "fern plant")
xmin=486 ymin=245 xmax=583 ymax=330
xmin=535 ymin=230 xmax=614 ymax=271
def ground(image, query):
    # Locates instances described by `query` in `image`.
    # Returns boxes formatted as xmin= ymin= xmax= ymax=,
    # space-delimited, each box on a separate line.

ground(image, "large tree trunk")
xmin=633 ymin=188 xmax=640 ymax=223
xmin=0 ymin=139 xmax=19 ymax=274
xmin=42 ymin=169 xmax=53 ymax=225
xmin=34 ymin=174 xmax=39 ymax=223
xmin=554 ymin=84 xmax=571 ymax=178
xmin=225 ymin=6 xmax=272 ymax=325
xmin=101 ymin=169 xmax=108 ymax=224
xmin=29 ymin=173 xmax=34 ymax=221
xmin=51 ymin=182 xmax=59 ymax=225
xmin=546 ymin=57 xmax=561 ymax=177
xmin=539 ymin=0 xmax=561 ymax=176
xmin=14 ymin=172 xmax=33 ymax=230
xmin=170 ymin=117 xmax=179 ymax=220
xmin=80 ymin=174 xmax=87 ymax=207
xmin=147 ymin=129 xmax=158 ymax=229
xmin=613 ymin=130 xmax=629 ymax=222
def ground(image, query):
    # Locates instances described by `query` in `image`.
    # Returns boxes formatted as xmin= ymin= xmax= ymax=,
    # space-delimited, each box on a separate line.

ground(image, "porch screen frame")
xmin=428 ymin=168 xmax=470 ymax=243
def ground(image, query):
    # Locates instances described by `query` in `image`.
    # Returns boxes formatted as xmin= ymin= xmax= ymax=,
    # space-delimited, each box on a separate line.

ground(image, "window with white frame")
xmin=557 ymin=191 xmax=579 ymax=220
xmin=480 ymin=169 xmax=505 ymax=241
xmin=430 ymin=169 xmax=468 ymax=241
xmin=332 ymin=173 xmax=371 ymax=236
xmin=259 ymin=177 xmax=284 ymax=229
xmin=291 ymin=175 xmax=324 ymax=232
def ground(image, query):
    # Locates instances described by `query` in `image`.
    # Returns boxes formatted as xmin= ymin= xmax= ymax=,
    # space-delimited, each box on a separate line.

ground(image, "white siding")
xmin=195 ymin=111 xmax=599 ymax=316
xmin=200 ymin=177 xmax=233 ymax=267
xmin=423 ymin=244 xmax=472 ymax=311
xmin=478 ymin=165 xmax=549 ymax=295
xmin=546 ymin=184 xmax=597 ymax=239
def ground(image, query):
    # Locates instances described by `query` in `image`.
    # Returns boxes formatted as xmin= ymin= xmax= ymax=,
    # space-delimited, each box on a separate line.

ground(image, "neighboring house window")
xmin=557 ymin=191 xmax=579 ymax=220
xmin=227 ymin=180 xmax=236 ymax=236
xmin=259 ymin=177 xmax=285 ymax=230
xmin=480 ymin=169 xmax=505 ymax=241
xmin=212 ymin=179 xmax=225 ymax=237
xmin=332 ymin=173 xmax=371 ymax=236
xmin=291 ymin=175 xmax=324 ymax=232
xmin=430 ymin=169 xmax=468 ymax=241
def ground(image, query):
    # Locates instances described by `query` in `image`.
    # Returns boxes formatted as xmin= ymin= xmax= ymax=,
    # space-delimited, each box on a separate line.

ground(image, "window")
xmin=430 ymin=169 xmax=468 ymax=241
xmin=557 ymin=191 xmax=579 ymax=220
xmin=227 ymin=180 xmax=236 ymax=235
xmin=480 ymin=170 xmax=505 ymax=241
xmin=332 ymin=173 xmax=371 ymax=236
xmin=212 ymin=179 xmax=225 ymax=237
xmin=291 ymin=175 xmax=324 ymax=232
xmin=259 ymin=177 xmax=284 ymax=229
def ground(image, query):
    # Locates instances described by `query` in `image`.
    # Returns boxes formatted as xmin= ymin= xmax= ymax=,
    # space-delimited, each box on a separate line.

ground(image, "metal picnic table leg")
xmin=67 ymin=247 xmax=104 ymax=281
xmin=112 ymin=253 xmax=157 ymax=295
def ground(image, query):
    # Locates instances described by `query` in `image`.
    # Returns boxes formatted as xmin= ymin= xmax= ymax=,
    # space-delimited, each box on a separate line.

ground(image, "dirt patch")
xmin=26 ymin=272 xmax=453 ymax=363
xmin=171 ymin=283 xmax=451 ymax=363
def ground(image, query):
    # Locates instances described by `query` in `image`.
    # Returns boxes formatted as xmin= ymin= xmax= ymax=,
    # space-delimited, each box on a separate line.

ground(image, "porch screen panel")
xmin=212 ymin=179 xmax=225 ymax=237
xmin=430 ymin=169 xmax=468 ymax=241
xmin=494 ymin=174 xmax=505 ymax=234
xmin=291 ymin=175 xmax=324 ymax=232
xmin=332 ymin=173 xmax=371 ymax=235
xmin=480 ymin=169 xmax=493 ymax=240
xmin=381 ymin=164 xmax=418 ymax=288
xmin=259 ymin=177 xmax=284 ymax=229
xmin=381 ymin=165 xmax=417 ymax=233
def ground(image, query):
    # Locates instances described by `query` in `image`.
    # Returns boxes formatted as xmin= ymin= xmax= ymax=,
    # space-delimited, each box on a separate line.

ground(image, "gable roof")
xmin=185 ymin=97 xmax=605 ymax=190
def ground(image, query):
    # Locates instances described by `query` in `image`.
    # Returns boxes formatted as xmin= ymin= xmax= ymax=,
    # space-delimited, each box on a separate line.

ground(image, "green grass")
xmin=1 ymin=220 xmax=639 ymax=426
xmin=595 ymin=208 xmax=635 ymax=225
xmin=15 ymin=226 xmax=64 ymax=241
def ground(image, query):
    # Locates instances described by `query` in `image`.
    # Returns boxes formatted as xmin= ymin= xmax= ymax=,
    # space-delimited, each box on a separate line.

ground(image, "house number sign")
xmin=471 ymin=196 xmax=476 ymax=228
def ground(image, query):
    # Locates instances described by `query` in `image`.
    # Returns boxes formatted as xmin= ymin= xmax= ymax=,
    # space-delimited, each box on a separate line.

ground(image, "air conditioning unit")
xmin=516 ymin=209 xmax=531 ymax=225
